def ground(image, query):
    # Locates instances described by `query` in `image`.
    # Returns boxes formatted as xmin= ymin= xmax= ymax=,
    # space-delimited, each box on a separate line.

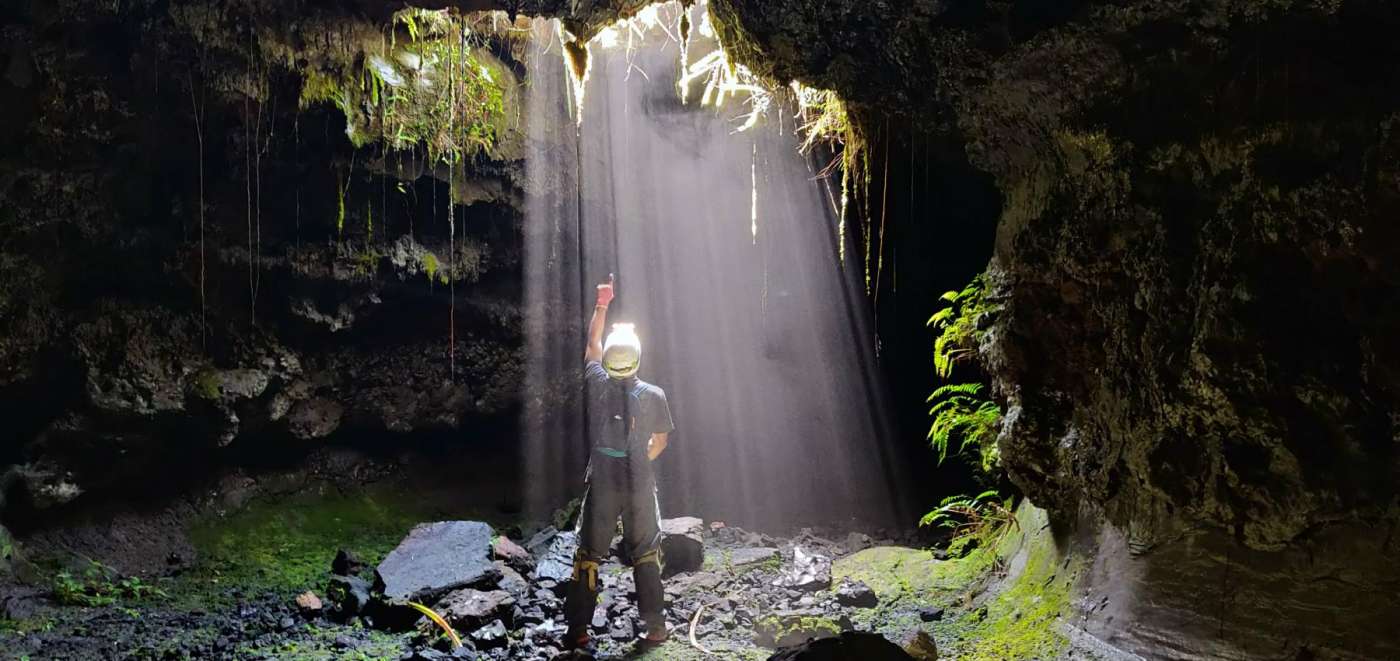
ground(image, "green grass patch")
xmin=182 ymin=487 xmax=436 ymax=600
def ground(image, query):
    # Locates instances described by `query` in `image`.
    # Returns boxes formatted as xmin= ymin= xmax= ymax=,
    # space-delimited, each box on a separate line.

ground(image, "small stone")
xmin=493 ymin=536 xmax=533 ymax=572
xmin=295 ymin=591 xmax=323 ymax=614
xmin=333 ymin=634 xmax=357 ymax=650
xmin=918 ymin=606 xmax=944 ymax=622
xmin=608 ymin=617 xmax=635 ymax=641
xmin=278 ymin=616 xmax=295 ymax=630
xmin=471 ymin=619 xmax=507 ymax=649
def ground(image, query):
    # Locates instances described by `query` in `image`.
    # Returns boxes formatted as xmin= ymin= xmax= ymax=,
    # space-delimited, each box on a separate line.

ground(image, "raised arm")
xmin=584 ymin=275 xmax=614 ymax=363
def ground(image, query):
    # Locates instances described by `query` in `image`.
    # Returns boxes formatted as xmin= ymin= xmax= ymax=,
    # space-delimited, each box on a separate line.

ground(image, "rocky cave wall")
xmin=715 ymin=0 xmax=1400 ymax=550
xmin=0 ymin=0 xmax=550 ymax=530
xmin=706 ymin=0 xmax=1400 ymax=656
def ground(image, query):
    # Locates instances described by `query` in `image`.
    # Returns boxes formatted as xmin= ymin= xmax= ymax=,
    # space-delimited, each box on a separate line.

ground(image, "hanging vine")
xmin=187 ymin=69 xmax=207 ymax=351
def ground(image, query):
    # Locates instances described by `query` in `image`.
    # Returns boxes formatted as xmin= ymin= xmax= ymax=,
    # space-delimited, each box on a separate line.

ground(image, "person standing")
xmin=564 ymin=275 xmax=674 ymax=651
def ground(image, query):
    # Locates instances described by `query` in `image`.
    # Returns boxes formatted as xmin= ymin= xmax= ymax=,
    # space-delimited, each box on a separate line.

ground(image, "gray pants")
xmin=564 ymin=456 xmax=665 ymax=631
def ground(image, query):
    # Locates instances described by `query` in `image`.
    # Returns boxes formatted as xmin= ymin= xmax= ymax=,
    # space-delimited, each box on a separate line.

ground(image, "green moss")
xmin=942 ymin=505 xmax=1078 ymax=661
xmin=421 ymin=252 xmax=447 ymax=285
xmin=832 ymin=543 xmax=994 ymax=608
xmin=182 ymin=488 xmax=435 ymax=600
xmin=754 ymin=614 xmax=843 ymax=648
xmin=235 ymin=623 xmax=407 ymax=660
xmin=299 ymin=8 xmax=504 ymax=165
xmin=193 ymin=369 xmax=221 ymax=400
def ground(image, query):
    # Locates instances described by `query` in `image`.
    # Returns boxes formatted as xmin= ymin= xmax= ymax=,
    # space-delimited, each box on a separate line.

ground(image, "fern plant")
xmin=927 ymin=274 xmax=993 ymax=379
xmin=925 ymin=274 xmax=1003 ymax=472
xmin=53 ymin=559 xmax=168 ymax=607
xmin=927 ymin=382 xmax=1002 ymax=472
xmin=919 ymin=490 xmax=1018 ymax=543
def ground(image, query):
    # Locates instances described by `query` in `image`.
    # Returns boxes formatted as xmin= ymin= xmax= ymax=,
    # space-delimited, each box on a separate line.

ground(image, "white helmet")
xmin=601 ymin=323 xmax=641 ymax=379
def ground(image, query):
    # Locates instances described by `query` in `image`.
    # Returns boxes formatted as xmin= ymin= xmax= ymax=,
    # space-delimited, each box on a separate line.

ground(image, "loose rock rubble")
xmin=342 ymin=518 xmax=916 ymax=659
xmin=7 ymin=515 xmax=934 ymax=660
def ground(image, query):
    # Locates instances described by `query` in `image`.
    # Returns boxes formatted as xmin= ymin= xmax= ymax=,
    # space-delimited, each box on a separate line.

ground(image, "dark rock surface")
xmin=430 ymin=588 xmax=514 ymax=631
xmin=327 ymin=575 xmax=373 ymax=617
xmin=833 ymin=579 xmax=877 ymax=609
xmin=767 ymin=631 xmax=915 ymax=661
xmin=659 ymin=516 xmax=705 ymax=577
xmin=375 ymin=521 xmax=499 ymax=604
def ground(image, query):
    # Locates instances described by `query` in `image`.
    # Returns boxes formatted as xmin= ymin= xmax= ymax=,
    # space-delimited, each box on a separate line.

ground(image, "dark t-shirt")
xmin=584 ymin=361 xmax=674 ymax=459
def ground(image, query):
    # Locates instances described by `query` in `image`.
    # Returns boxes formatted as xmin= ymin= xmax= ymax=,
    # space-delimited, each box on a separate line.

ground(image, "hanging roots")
xmin=562 ymin=31 xmax=592 ymax=123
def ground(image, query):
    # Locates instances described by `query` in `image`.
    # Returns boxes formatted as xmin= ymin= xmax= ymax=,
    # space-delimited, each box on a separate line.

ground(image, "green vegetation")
xmin=234 ymin=622 xmax=407 ymax=661
xmin=300 ymin=8 xmax=504 ymax=165
xmin=193 ymin=369 xmax=221 ymax=400
xmin=927 ymin=382 xmax=1001 ymax=471
xmin=52 ymin=559 xmax=168 ymax=607
xmin=919 ymin=490 xmax=1018 ymax=542
xmin=753 ymin=613 xmax=842 ymax=647
xmin=183 ymin=488 xmax=434 ymax=599
xmin=420 ymin=252 xmax=448 ymax=285
xmin=940 ymin=505 xmax=1078 ymax=660
xmin=924 ymin=273 xmax=1003 ymax=477
xmin=927 ymin=274 xmax=995 ymax=379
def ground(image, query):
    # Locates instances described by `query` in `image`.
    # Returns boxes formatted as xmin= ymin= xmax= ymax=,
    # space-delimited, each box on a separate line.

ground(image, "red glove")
xmin=595 ymin=274 xmax=615 ymax=308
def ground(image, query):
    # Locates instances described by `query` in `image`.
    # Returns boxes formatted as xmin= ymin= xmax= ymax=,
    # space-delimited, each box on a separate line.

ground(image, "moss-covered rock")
xmin=753 ymin=612 xmax=845 ymax=648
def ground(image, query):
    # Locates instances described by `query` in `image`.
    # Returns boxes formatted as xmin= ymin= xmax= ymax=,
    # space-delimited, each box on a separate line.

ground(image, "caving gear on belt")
xmin=601 ymin=323 xmax=641 ymax=379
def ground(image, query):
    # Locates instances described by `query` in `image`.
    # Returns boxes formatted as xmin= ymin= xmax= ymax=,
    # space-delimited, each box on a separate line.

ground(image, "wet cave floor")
xmin=2 ymin=475 xmax=1081 ymax=661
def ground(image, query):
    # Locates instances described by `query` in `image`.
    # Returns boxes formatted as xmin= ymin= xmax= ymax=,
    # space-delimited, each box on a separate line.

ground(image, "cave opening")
xmin=4 ymin=0 xmax=1400 ymax=659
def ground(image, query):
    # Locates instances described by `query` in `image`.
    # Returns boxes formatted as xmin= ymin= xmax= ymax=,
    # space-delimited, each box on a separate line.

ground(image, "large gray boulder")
xmin=659 ymin=516 xmax=704 ymax=577
xmin=375 ymin=521 xmax=499 ymax=604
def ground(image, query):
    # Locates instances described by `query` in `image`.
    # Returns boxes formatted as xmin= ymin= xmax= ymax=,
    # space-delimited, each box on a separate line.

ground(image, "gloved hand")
xmin=596 ymin=274 xmax=615 ymax=308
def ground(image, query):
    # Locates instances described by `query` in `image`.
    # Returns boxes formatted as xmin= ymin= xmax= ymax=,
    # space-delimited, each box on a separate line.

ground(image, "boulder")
xmin=327 ymin=575 xmax=372 ymax=616
xmin=430 ymin=588 xmax=514 ymax=631
xmin=530 ymin=529 xmax=577 ymax=583
xmin=900 ymin=629 xmax=939 ymax=661
xmin=660 ymin=516 xmax=704 ymax=577
xmin=332 ymin=548 xmax=367 ymax=577
xmin=768 ymin=631 xmax=917 ymax=660
xmin=493 ymin=561 xmax=530 ymax=600
xmin=834 ymin=579 xmax=878 ymax=608
xmin=772 ymin=547 xmax=832 ymax=592
xmin=375 ymin=521 xmax=499 ymax=604
xmin=0 ymin=585 xmax=45 ymax=621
